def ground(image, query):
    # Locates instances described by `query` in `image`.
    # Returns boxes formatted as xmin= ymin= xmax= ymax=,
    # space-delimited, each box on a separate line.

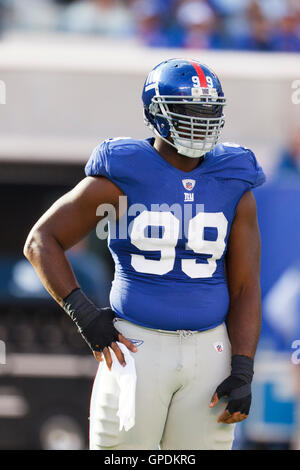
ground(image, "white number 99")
xmin=130 ymin=211 xmax=228 ymax=278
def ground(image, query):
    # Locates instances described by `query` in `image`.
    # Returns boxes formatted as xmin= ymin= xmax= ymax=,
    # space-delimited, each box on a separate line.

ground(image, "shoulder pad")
xmin=85 ymin=137 xmax=144 ymax=179
xmin=206 ymin=143 xmax=266 ymax=189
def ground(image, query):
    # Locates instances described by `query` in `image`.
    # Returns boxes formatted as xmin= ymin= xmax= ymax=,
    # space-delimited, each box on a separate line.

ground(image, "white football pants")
xmin=89 ymin=318 xmax=235 ymax=450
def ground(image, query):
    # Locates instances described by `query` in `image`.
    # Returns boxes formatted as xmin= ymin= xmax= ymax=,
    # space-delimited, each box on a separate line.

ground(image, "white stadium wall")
xmin=0 ymin=35 xmax=299 ymax=175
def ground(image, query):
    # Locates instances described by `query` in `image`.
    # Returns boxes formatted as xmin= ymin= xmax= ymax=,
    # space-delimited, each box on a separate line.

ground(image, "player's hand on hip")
xmin=62 ymin=290 xmax=137 ymax=369
xmin=80 ymin=307 xmax=137 ymax=369
xmin=209 ymin=355 xmax=254 ymax=424
xmin=94 ymin=333 xmax=137 ymax=369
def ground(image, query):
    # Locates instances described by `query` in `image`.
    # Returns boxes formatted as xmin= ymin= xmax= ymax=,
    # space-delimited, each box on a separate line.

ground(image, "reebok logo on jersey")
xmin=182 ymin=179 xmax=195 ymax=191
xmin=127 ymin=338 xmax=144 ymax=347
xmin=213 ymin=342 xmax=224 ymax=353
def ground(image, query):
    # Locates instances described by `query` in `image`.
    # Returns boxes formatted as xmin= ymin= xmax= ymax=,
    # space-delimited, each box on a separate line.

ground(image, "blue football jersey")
xmin=85 ymin=137 xmax=266 ymax=331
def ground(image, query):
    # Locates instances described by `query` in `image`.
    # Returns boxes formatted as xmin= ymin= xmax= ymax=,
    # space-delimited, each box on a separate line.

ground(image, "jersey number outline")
xmin=130 ymin=211 xmax=228 ymax=278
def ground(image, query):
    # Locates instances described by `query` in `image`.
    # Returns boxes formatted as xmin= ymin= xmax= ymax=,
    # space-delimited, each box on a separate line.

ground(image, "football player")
xmin=24 ymin=58 xmax=265 ymax=450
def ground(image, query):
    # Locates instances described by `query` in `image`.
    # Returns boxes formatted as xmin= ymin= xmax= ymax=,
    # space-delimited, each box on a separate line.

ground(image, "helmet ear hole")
xmin=156 ymin=116 xmax=170 ymax=138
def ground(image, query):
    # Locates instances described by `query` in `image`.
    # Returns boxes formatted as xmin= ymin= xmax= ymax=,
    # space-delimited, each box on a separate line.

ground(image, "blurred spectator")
xmin=209 ymin=0 xmax=252 ymax=46
xmin=243 ymin=0 xmax=300 ymax=51
xmin=132 ymin=0 xmax=171 ymax=47
xmin=271 ymin=12 xmax=300 ymax=52
xmin=175 ymin=0 xmax=222 ymax=49
xmin=233 ymin=2 xmax=275 ymax=51
xmin=132 ymin=0 xmax=183 ymax=47
xmin=248 ymin=15 xmax=274 ymax=50
xmin=58 ymin=0 xmax=134 ymax=36
xmin=256 ymin=0 xmax=287 ymax=21
xmin=274 ymin=127 xmax=300 ymax=181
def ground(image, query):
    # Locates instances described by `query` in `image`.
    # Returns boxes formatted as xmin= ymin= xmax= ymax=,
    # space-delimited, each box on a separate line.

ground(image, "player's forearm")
xmin=23 ymin=228 xmax=79 ymax=305
xmin=226 ymin=282 xmax=261 ymax=360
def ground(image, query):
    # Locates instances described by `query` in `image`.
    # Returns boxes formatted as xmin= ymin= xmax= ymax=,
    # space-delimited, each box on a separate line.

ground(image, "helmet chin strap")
xmin=173 ymin=140 xmax=208 ymax=158
xmin=154 ymin=129 xmax=208 ymax=159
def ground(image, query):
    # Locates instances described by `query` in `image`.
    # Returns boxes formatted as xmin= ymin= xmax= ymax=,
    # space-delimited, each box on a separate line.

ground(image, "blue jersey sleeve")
xmin=85 ymin=140 xmax=110 ymax=179
xmin=241 ymin=148 xmax=266 ymax=189
xmin=84 ymin=137 xmax=142 ymax=185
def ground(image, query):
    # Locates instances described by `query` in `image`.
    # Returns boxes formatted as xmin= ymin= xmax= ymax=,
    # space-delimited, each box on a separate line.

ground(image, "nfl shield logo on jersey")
xmin=182 ymin=179 xmax=195 ymax=191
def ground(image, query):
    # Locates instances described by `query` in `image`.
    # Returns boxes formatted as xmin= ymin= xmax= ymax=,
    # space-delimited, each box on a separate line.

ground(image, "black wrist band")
xmin=231 ymin=354 xmax=254 ymax=383
xmin=62 ymin=288 xmax=100 ymax=331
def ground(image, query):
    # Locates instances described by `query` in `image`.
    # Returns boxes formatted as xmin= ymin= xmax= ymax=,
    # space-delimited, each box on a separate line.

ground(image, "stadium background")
xmin=0 ymin=0 xmax=300 ymax=450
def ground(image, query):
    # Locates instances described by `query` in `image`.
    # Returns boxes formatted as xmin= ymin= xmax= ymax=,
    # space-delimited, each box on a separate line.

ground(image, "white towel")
xmin=110 ymin=342 xmax=137 ymax=432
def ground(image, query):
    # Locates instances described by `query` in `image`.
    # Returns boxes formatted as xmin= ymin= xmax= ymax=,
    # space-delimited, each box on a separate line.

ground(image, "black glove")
xmin=80 ymin=308 xmax=119 ymax=352
xmin=214 ymin=355 xmax=254 ymax=416
xmin=62 ymin=288 xmax=119 ymax=352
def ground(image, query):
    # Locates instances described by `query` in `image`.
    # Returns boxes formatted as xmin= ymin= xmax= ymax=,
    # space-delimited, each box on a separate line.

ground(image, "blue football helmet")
xmin=142 ymin=58 xmax=226 ymax=158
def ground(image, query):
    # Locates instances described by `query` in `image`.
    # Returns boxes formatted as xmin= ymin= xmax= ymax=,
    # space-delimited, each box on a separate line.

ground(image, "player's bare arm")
xmin=225 ymin=190 xmax=261 ymax=359
xmin=210 ymin=190 xmax=261 ymax=424
xmin=23 ymin=176 xmax=137 ymax=368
